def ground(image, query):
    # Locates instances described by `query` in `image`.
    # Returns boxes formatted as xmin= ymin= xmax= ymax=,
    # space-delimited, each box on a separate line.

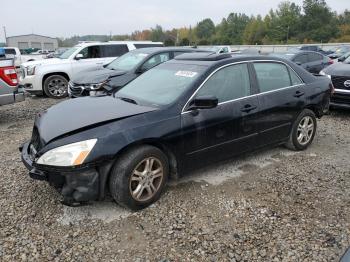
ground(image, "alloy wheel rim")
xmin=129 ymin=157 xmax=164 ymax=202
xmin=297 ymin=116 xmax=314 ymax=145
xmin=48 ymin=78 xmax=68 ymax=97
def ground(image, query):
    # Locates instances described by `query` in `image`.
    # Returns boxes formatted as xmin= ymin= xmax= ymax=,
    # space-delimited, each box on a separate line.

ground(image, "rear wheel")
xmin=43 ymin=75 xmax=69 ymax=99
xmin=286 ymin=109 xmax=317 ymax=151
xmin=109 ymin=145 xmax=169 ymax=210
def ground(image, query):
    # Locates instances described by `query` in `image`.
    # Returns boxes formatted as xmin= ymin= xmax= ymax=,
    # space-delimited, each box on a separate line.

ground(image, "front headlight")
xmin=89 ymin=81 xmax=108 ymax=91
xmin=26 ymin=65 xmax=37 ymax=76
xmin=36 ymin=139 xmax=97 ymax=167
xmin=320 ymin=70 xmax=331 ymax=79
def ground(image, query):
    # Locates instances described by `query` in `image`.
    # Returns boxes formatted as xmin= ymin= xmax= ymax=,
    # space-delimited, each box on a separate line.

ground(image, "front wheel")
xmin=109 ymin=145 xmax=169 ymax=210
xmin=286 ymin=109 xmax=317 ymax=151
xmin=43 ymin=75 xmax=69 ymax=99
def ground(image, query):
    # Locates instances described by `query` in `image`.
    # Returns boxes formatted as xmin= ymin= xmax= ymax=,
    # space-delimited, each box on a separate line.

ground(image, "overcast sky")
xmin=0 ymin=0 xmax=348 ymax=42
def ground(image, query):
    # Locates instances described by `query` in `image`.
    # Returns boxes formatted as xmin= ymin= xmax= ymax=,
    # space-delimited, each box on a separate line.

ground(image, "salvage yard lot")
xmin=0 ymin=97 xmax=349 ymax=261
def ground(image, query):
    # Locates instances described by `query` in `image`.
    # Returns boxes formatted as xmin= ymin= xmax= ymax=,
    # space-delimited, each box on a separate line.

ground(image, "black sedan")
xmin=321 ymin=56 xmax=350 ymax=109
xmin=68 ymin=47 xmax=210 ymax=97
xmin=271 ymin=51 xmax=333 ymax=74
xmin=21 ymin=53 xmax=332 ymax=210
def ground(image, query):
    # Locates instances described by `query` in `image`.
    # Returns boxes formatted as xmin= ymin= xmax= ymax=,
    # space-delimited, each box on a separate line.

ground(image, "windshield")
xmin=344 ymin=56 xmax=350 ymax=64
xmin=106 ymin=51 xmax=149 ymax=71
xmin=116 ymin=63 xmax=206 ymax=107
xmin=59 ymin=47 xmax=78 ymax=59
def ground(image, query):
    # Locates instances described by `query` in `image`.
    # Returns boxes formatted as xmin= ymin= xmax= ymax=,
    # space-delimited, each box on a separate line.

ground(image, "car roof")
xmin=74 ymin=41 xmax=163 ymax=48
xmin=129 ymin=47 xmax=211 ymax=55
xmin=171 ymin=53 xmax=294 ymax=66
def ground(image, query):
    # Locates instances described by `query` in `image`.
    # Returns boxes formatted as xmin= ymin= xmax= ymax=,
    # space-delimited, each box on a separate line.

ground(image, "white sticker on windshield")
xmin=175 ymin=71 xmax=198 ymax=78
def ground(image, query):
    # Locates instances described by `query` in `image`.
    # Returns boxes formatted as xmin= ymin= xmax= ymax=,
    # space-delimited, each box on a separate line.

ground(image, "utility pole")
xmin=3 ymin=26 xmax=7 ymax=46
xmin=286 ymin=25 xmax=290 ymax=44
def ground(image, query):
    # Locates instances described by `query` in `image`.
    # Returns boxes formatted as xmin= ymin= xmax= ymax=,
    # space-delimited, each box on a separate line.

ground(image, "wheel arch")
xmin=304 ymin=104 xmax=322 ymax=118
xmin=42 ymin=72 xmax=70 ymax=91
xmin=101 ymin=138 xmax=179 ymax=199
xmin=113 ymin=139 xmax=179 ymax=180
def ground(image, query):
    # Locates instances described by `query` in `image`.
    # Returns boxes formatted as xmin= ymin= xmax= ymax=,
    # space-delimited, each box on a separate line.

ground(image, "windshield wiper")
xmin=116 ymin=96 xmax=138 ymax=105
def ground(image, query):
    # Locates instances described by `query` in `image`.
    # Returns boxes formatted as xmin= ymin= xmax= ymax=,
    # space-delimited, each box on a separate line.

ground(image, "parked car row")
xmin=4 ymin=47 xmax=49 ymax=67
xmin=68 ymin=47 xmax=211 ymax=97
xmin=271 ymin=50 xmax=333 ymax=74
xmin=20 ymin=52 xmax=333 ymax=209
xmin=18 ymin=41 xmax=164 ymax=98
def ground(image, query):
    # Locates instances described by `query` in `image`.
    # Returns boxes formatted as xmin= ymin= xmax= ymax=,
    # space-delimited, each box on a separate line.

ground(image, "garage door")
xmin=18 ymin=42 xmax=29 ymax=49
xmin=31 ymin=42 xmax=42 ymax=49
xmin=44 ymin=43 xmax=54 ymax=51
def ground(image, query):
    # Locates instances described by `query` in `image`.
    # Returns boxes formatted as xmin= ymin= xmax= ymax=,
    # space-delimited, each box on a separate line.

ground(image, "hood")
xmin=22 ymin=58 xmax=68 ymax=67
xmin=323 ymin=63 xmax=350 ymax=77
xmin=35 ymin=96 xmax=157 ymax=143
xmin=72 ymin=67 xmax=127 ymax=84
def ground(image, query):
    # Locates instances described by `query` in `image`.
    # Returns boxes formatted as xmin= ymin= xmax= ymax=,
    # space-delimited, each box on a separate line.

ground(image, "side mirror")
xmin=135 ymin=67 xmax=147 ymax=74
xmin=189 ymin=95 xmax=218 ymax=110
xmin=295 ymin=62 xmax=302 ymax=66
xmin=75 ymin=54 xmax=84 ymax=60
xmin=338 ymin=57 xmax=345 ymax=62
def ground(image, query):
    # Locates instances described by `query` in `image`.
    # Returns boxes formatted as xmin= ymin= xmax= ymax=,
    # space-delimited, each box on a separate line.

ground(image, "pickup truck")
xmin=4 ymin=47 xmax=47 ymax=68
xmin=0 ymin=57 xmax=25 ymax=106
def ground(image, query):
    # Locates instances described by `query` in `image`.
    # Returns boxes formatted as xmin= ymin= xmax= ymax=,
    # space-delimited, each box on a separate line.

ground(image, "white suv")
xmin=19 ymin=41 xmax=163 ymax=98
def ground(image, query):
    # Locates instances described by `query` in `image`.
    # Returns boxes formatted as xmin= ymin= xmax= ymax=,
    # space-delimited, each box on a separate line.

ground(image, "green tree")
xmin=196 ymin=18 xmax=215 ymax=40
xmin=300 ymin=0 xmax=339 ymax=42
xmin=243 ymin=15 xmax=267 ymax=44
xmin=150 ymin=25 xmax=165 ymax=42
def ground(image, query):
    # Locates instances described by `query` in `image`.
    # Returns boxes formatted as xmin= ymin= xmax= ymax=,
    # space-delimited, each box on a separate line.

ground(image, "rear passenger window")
xmin=5 ymin=49 xmax=16 ymax=55
xmin=101 ymin=45 xmax=129 ymax=57
xmin=254 ymin=62 xmax=291 ymax=92
xmin=196 ymin=63 xmax=251 ymax=103
xmin=289 ymin=69 xmax=303 ymax=85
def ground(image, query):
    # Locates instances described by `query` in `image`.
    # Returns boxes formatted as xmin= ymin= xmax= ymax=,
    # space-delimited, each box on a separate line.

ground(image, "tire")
xmin=43 ymin=75 xmax=69 ymax=99
xmin=286 ymin=109 xmax=317 ymax=151
xmin=109 ymin=145 xmax=169 ymax=210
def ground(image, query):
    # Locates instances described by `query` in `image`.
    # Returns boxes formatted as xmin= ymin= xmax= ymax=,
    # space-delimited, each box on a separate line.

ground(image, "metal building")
xmin=6 ymin=34 xmax=58 ymax=51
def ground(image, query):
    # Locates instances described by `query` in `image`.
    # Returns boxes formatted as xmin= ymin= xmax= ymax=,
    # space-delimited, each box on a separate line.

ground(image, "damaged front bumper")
xmin=20 ymin=142 xmax=112 ymax=205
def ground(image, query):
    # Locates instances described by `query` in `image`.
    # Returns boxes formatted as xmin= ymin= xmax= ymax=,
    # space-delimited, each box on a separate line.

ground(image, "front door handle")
xmin=294 ymin=91 xmax=305 ymax=98
xmin=241 ymin=104 xmax=257 ymax=113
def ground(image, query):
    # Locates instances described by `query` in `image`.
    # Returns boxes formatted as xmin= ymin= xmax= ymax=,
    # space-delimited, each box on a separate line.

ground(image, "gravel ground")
xmin=0 ymin=97 xmax=349 ymax=262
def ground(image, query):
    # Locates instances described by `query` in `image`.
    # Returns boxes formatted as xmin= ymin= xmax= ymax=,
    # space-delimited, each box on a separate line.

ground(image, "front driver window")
xmin=141 ymin=53 xmax=170 ymax=71
xmin=78 ymin=46 xmax=101 ymax=59
xmin=196 ymin=63 xmax=251 ymax=103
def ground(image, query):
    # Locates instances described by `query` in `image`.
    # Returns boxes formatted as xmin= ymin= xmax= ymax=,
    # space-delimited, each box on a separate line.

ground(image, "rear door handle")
xmin=294 ymin=91 xmax=305 ymax=98
xmin=241 ymin=104 xmax=257 ymax=113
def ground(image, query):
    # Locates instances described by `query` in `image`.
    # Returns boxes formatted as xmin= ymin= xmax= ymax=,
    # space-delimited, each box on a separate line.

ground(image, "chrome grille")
xmin=331 ymin=75 xmax=350 ymax=90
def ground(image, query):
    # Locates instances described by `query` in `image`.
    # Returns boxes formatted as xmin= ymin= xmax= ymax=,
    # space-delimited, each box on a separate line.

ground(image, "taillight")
xmin=0 ymin=66 xmax=18 ymax=86
xmin=328 ymin=58 xmax=334 ymax=65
